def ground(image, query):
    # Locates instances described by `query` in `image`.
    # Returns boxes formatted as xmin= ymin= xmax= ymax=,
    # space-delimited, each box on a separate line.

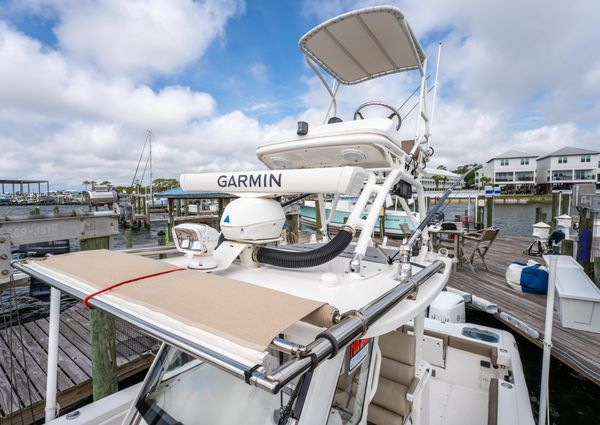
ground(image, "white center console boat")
xmin=14 ymin=6 xmax=534 ymax=425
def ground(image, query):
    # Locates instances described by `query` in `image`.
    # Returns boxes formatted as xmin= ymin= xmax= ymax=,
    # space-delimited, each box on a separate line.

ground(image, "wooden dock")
xmin=447 ymin=236 xmax=600 ymax=386
xmin=0 ymin=304 xmax=156 ymax=425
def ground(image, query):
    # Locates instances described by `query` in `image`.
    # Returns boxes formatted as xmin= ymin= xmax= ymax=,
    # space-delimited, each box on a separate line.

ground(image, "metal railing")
xmin=13 ymin=258 xmax=445 ymax=395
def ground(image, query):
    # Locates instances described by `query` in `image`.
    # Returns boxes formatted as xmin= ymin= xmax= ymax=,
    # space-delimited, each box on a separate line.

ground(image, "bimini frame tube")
xmin=14 ymin=254 xmax=444 ymax=397
xmin=11 ymin=261 xmax=255 ymax=385
xmin=249 ymin=259 xmax=446 ymax=393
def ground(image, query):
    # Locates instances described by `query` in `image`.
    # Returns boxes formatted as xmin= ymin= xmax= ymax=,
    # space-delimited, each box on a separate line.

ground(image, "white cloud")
xmin=0 ymin=21 xmax=216 ymax=131
xmin=299 ymin=0 xmax=600 ymax=169
xmin=249 ymin=62 xmax=268 ymax=81
xmin=1 ymin=0 xmax=599 ymax=192
xmin=46 ymin=0 xmax=243 ymax=79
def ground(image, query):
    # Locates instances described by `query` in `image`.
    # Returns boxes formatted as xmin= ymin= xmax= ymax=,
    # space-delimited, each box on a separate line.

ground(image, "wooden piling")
xmin=562 ymin=239 xmax=574 ymax=257
xmin=80 ymin=236 xmax=118 ymax=401
xmin=486 ymin=197 xmax=493 ymax=228
xmin=315 ymin=198 xmax=322 ymax=239
xmin=157 ymin=230 xmax=166 ymax=259
xmin=124 ymin=228 xmax=133 ymax=249
xmin=286 ymin=214 xmax=299 ymax=243
xmin=535 ymin=207 xmax=542 ymax=223
xmin=550 ymin=192 xmax=559 ymax=231
xmin=560 ymin=193 xmax=570 ymax=215
xmin=145 ymin=198 xmax=150 ymax=228
xmin=475 ymin=196 xmax=484 ymax=229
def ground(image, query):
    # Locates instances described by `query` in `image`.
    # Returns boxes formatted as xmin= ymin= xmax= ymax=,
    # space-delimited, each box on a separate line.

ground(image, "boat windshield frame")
xmin=129 ymin=344 xmax=310 ymax=425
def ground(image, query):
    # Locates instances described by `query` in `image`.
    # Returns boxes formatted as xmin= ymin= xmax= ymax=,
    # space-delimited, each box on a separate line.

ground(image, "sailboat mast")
xmin=148 ymin=130 xmax=153 ymax=205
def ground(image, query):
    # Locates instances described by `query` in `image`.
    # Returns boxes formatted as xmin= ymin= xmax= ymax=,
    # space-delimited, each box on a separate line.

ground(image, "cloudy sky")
xmin=0 ymin=0 xmax=599 ymax=190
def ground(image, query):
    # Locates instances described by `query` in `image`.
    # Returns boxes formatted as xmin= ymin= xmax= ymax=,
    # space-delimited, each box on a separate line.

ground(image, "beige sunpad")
xmin=37 ymin=250 xmax=328 ymax=352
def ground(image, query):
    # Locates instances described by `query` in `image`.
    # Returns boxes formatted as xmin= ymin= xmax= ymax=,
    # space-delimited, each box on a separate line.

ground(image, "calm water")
xmin=431 ymin=202 xmax=554 ymax=237
xmin=1 ymin=204 xmax=598 ymax=423
xmin=1 ymin=204 xmax=167 ymax=325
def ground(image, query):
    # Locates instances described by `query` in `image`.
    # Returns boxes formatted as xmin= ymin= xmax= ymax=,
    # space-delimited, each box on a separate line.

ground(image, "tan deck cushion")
xmin=367 ymin=403 xmax=404 ymax=425
xmin=371 ymin=377 xmax=409 ymax=418
xmin=379 ymin=331 xmax=415 ymax=365
xmin=380 ymin=357 xmax=414 ymax=385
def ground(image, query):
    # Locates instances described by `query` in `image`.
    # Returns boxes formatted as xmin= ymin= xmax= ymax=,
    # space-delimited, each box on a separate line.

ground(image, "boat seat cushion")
xmin=369 ymin=330 xmax=416 ymax=425
xmin=380 ymin=357 xmax=414 ymax=385
xmin=367 ymin=403 xmax=404 ymax=425
xmin=378 ymin=331 xmax=416 ymax=366
xmin=370 ymin=377 xmax=410 ymax=418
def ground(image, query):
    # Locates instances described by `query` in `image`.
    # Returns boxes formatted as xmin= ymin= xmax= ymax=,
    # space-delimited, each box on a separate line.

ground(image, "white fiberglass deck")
xmin=428 ymin=380 xmax=488 ymax=425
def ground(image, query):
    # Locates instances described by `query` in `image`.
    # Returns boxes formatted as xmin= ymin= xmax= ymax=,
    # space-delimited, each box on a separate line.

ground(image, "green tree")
xmin=452 ymin=164 xmax=482 ymax=189
xmin=479 ymin=176 xmax=493 ymax=188
xmin=152 ymin=178 xmax=179 ymax=192
xmin=82 ymin=180 xmax=91 ymax=190
xmin=431 ymin=165 xmax=448 ymax=190
xmin=100 ymin=180 xmax=112 ymax=188
xmin=112 ymin=185 xmax=134 ymax=194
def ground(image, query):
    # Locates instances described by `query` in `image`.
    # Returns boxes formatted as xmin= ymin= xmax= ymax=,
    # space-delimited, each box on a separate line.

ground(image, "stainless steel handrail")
xmin=250 ymin=259 xmax=445 ymax=393
xmin=12 ymin=258 xmax=445 ymax=394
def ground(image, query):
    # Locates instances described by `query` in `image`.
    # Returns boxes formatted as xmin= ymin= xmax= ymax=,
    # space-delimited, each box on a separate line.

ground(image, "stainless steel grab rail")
xmin=12 ymin=258 xmax=445 ymax=394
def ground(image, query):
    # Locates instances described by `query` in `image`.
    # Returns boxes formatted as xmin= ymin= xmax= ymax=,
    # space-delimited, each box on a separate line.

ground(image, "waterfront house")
xmin=536 ymin=147 xmax=600 ymax=192
xmin=476 ymin=150 xmax=538 ymax=193
xmin=421 ymin=168 xmax=463 ymax=191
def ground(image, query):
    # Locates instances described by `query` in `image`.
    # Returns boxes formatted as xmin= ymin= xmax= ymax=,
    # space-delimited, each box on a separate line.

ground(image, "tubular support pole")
xmin=317 ymin=193 xmax=328 ymax=240
xmin=538 ymin=255 xmax=557 ymax=425
xmin=428 ymin=43 xmax=442 ymax=149
xmin=251 ymin=260 xmax=447 ymax=393
xmin=353 ymin=169 xmax=402 ymax=257
xmin=45 ymin=287 xmax=60 ymax=422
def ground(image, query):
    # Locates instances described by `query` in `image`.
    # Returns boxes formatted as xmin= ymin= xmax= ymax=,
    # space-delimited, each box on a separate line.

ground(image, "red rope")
xmin=83 ymin=268 xmax=186 ymax=308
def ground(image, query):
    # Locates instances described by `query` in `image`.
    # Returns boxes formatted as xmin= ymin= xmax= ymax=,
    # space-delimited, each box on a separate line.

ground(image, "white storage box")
xmin=555 ymin=214 xmax=572 ymax=229
xmin=555 ymin=214 xmax=572 ymax=238
xmin=544 ymin=255 xmax=600 ymax=333
xmin=532 ymin=222 xmax=550 ymax=239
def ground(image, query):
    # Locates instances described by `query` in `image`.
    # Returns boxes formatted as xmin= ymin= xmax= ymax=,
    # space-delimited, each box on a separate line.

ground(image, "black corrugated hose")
xmin=255 ymin=228 xmax=353 ymax=269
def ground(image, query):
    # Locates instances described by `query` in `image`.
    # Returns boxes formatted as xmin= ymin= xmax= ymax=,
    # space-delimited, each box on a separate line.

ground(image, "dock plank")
xmin=59 ymin=308 xmax=130 ymax=367
xmin=36 ymin=316 xmax=94 ymax=375
xmin=0 ymin=328 xmax=42 ymax=410
xmin=447 ymin=236 xmax=600 ymax=386
xmin=65 ymin=307 xmax=152 ymax=364
xmin=0 ymin=304 xmax=155 ymax=425
xmin=23 ymin=321 xmax=89 ymax=385
xmin=11 ymin=324 xmax=73 ymax=392
xmin=0 ymin=328 xmax=48 ymax=398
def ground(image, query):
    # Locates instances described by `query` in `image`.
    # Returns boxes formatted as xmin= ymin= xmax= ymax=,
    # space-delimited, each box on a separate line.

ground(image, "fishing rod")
xmin=388 ymin=167 xmax=475 ymax=269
